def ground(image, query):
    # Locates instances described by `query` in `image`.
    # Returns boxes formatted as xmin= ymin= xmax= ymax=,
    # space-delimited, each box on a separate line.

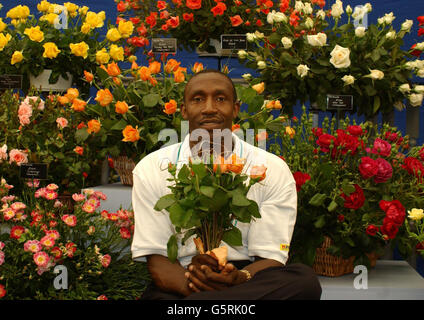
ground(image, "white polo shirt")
xmin=131 ymin=133 xmax=297 ymax=268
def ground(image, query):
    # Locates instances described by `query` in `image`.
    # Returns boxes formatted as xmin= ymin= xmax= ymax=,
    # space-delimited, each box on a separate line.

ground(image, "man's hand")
xmin=185 ymin=262 xmax=248 ymax=293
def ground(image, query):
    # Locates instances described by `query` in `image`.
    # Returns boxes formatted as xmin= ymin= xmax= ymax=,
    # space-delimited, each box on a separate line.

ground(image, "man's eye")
xmin=216 ymin=96 xmax=226 ymax=102
xmin=193 ymin=97 xmax=203 ymax=102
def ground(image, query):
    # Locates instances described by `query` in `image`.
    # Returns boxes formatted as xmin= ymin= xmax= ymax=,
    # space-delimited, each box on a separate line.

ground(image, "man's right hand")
xmin=185 ymin=254 xmax=228 ymax=292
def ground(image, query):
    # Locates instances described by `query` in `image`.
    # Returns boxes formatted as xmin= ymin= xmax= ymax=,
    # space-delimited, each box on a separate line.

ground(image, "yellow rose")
xmin=79 ymin=6 xmax=89 ymax=16
xmin=85 ymin=11 xmax=104 ymax=29
xmin=64 ymin=2 xmax=79 ymax=16
xmin=70 ymin=41 xmax=89 ymax=59
xmin=408 ymin=208 xmax=424 ymax=220
xmin=40 ymin=13 xmax=58 ymax=25
xmin=0 ymin=33 xmax=12 ymax=51
xmin=95 ymin=48 xmax=110 ymax=65
xmin=37 ymin=0 xmax=51 ymax=12
xmin=11 ymin=51 xmax=24 ymax=65
xmin=43 ymin=42 xmax=61 ymax=59
xmin=98 ymin=11 xmax=106 ymax=21
xmin=81 ymin=23 xmax=91 ymax=34
xmin=118 ymin=20 xmax=134 ymax=38
xmin=7 ymin=5 xmax=30 ymax=19
xmin=0 ymin=19 xmax=7 ymax=33
xmin=24 ymin=26 xmax=45 ymax=43
xmin=109 ymin=44 xmax=124 ymax=61
xmin=106 ymin=28 xmax=121 ymax=42
xmin=285 ymin=126 xmax=296 ymax=138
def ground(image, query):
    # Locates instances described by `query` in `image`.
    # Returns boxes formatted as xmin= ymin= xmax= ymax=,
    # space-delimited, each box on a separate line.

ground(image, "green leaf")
xmin=181 ymin=229 xmax=196 ymax=246
xmin=327 ymin=200 xmax=338 ymax=212
xmin=143 ymin=93 xmax=160 ymax=107
xmin=110 ymin=119 xmax=128 ymax=131
xmin=222 ymin=227 xmax=243 ymax=246
xmin=200 ymin=185 xmax=215 ymax=198
xmin=231 ymin=188 xmax=251 ymax=207
xmin=154 ymin=194 xmax=176 ymax=211
xmin=247 ymin=201 xmax=261 ymax=218
xmin=169 ymin=202 xmax=191 ymax=227
xmin=177 ymin=164 xmax=191 ymax=183
xmin=309 ymin=193 xmax=327 ymax=207
xmin=342 ymin=183 xmax=356 ymax=195
xmin=314 ymin=215 xmax=326 ymax=228
xmin=373 ymin=96 xmax=380 ymax=114
xmin=167 ymin=235 xmax=178 ymax=263
xmin=75 ymin=128 xmax=89 ymax=143
xmin=191 ymin=163 xmax=208 ymax=180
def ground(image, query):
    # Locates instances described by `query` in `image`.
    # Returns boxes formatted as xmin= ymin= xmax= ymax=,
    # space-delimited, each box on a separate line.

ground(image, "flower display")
xmin=0 ymin=179 xmax=148 ymax=299
xmin=238 ymin=0 xmax=423 ymax=117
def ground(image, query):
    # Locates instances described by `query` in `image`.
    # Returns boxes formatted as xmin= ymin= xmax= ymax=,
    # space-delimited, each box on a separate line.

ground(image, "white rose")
xmin=330 ymin=45 xmax=351 ymax=69
xmin=261 ymin=100 xmax=270 ymax=109
xmin=307 ymin=33 xmax=327 ymax=47
xmin=341 ymin=75 xmax=355 ymax=85
xmin=416 ymin=42 xmax=424 ymax=51
xmin=242 ymin=73 xmax=252 ymax=80
xmin=281 ymin=36 xmax=293 ymax=49
xmin=254 ymin=31 xmax=265 ymax=39
xmin=383 ymin=12 xmax=395 ymax=24
xmin=274 ymin=12 xmax=287 ymax=23
xmin=414 ymin=85 xmax=424 ymax=94
xmin=267 ymin=11 xmax=276 ymax=24
xmin=303 ymin=3 xmax=313 ymax=14
xmin=394 ymin=101 xmax=405 ymax=111
xmin=364 ymin=3 xmax=372 ymax=12
xmin=305 ymin=17 xmax=314 ymax=29
xmin=297 ymin=64 xmax=309 ymax=78
xmin=257 ymin=61 xmax=266 ymax=69
xmin=377 ymin=17 xmax=385 ymax=25
xmin=415 ymin=60 xmax=424 ymax=69
xmin=238 ymin=50 xmax=247 ymax=59
xmin=367 ymin=69 xmax=384 ymax=80
xmin=355 ymin=27 xmax=366 ymax=37
xmin=295 ymin=1 xmax=304 ymax=12
xmin=417 ymin=69 xmax=424 ymax=78
xmin=386 ymin=31 xmax=396 ymax=40
xmin=399 ymin=83 xmax=411 ymax=94
xmin=316 ymin=10 xmax=325 ymax=20
xmin=409 ymin=93 xmax=424 ymax=107
xmin=331 ymin=0 xmax=344 ymax=18
xmin=404 ymin=61 xmax=417 ymax=70
xmin=352 ymin=6 xmax=367 ymax=21
xmin=401 ymin=19 xmax=413 ymax=32
xmin=246 ymin=33 xmax=256 ymax=42
xmin=345 ymin=5 xmax=352 ymax=15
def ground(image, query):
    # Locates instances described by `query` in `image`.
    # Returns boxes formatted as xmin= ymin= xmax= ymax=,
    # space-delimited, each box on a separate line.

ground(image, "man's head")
xmin=181 ymin=69 xmax=240 ymax=135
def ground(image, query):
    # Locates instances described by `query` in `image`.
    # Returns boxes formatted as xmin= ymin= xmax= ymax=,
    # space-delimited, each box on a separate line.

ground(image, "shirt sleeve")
xmin=131 ymin=164 xmax=175 ymax=262
xmin=247 ymin=160 xmax=297 ymax=265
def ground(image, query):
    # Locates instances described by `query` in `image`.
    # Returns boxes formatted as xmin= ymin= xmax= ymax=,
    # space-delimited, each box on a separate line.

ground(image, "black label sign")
xmin=326 ymin=95 xmax=353 ymax=111
xmin=221 ymin=34 xmax=247 ymax=50
xmin=151 ymin=38 xmax=177 ymax=54
xmin=20 ymin=163 xmax=48 ymax=180
xmin=0 ymin=75 xmax=22 ymax=89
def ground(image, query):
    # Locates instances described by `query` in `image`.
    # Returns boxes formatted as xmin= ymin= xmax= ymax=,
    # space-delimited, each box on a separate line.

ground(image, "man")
xmin=131 ymin=69 xmax=322 ymax=300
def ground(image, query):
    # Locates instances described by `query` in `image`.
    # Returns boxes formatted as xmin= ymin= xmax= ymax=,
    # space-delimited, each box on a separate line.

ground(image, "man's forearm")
xmin=242 ymin=258 xmax=284 ymax=278
xmin=147 ymin=254 xmax=192 ymax=296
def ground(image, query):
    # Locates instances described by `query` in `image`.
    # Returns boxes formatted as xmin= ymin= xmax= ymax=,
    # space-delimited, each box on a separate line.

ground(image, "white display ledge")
xmin=319 ymin=260 xmax=424 ymax=300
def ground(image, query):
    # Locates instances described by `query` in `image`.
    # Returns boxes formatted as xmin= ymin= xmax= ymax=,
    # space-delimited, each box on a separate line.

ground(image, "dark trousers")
xmin=140 ymin=262 xmax=322 ymax=300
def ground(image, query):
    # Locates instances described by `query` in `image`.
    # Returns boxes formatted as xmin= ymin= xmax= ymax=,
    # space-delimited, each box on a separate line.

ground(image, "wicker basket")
xmin=113 ymin=156 xmax=135 ymax=186
xmin=313 ymin=237 xmax=378 ymax=277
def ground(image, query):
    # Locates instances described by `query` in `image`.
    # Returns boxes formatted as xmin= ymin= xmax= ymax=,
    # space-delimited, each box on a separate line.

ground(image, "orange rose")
xmin=164 ymin=58 xmax=180 ymax=73
xmin=74 ymin=146 xmax=84 ymax=155
xmin=265 ymin=100 xmax=282 ymax=109
xmin=138 ymin=66 xmax=151 ymax=81
xmin=131 ymin=61 xmax=139 ymax=70
xmin=113 ymin=77 xmax=122 ymax=85
xmin=285 ymin=126 xmax=295 ymax=138
xmin=213 ymin=156 xmax=229 ymax=174
xmin=174 ymin=67 xmax=186 ymax=83
xmin=58 ymin=96 xmax=70 ymax=105
xmin=186 ymin=0 xmax=201 ymax=10
xmin=232 ymin=124 xmax=241 ymax=132
xmin=250 ymin=164 xmax=267 ymax=181
xmin=65 ymin=88 xmax=79 ymax=102
xmin=87 ymin=119 xmax=101 ymax=134
xmin=192 ymin=62 xmax=204 ymax=73
xmin=164 ymin=99 xmax=177 ymax=115
xmin=107 ymin=61 xmax=121 ymax=77
xmin=148 ymin=61 xmax=161 ymax=74
xmin=115 ymin=101 xmax=129 ymax=114
xmin=227 ymin=154 xmax=245 ymax=174
xmin=122 ymin=125 xmax=140 ymax=142
xmin=95 ymin=88 xmax=113 ymax=106
xmin=148 ymin=76 xmax=158 ymax=86
xmin=72 ymin=98 xmax=87 ymax=112
xmin=84 ymin=70 xmax=94 ymax=82
xmin=252 ymin=82 xmax=265 ymax=94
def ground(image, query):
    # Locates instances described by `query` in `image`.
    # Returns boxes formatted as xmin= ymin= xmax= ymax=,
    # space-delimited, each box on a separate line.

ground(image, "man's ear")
xmin=232 ymin=101 xmax=240 ymax=119
xmin=180 ymin=102 xmax=188 ymax=120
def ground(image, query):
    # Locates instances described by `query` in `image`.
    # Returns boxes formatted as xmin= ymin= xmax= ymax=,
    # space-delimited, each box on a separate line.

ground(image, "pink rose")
xmin=374 ymin=158 xmax=393 ymax=183
xmin=358 ymin=157 xmax=378 ymax=179
xmin=371 ymin=138 xmax=391 ymax=157
xmin=8 ymin=149 xmax=28 ymax=166
xmin=56 ymin=117 xmax=68 ymax=129
xmin=24 ymin=96 xmax=45 ymax=111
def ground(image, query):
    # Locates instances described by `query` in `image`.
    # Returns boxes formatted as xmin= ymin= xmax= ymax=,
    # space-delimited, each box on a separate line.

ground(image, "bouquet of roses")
xmin=154 ymin=153 xmax=266 ymax=267
xmin=0 ymin=178 xmax=149 ymax=300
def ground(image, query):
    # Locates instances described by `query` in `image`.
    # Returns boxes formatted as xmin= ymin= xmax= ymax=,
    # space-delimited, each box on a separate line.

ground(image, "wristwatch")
xmin=240 ymin=269 xmax=252 ymax=281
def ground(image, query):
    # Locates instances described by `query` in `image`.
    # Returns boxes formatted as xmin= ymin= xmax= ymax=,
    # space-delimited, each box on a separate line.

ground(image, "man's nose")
xmin=202 ymin=97 xmax=216 ymax=114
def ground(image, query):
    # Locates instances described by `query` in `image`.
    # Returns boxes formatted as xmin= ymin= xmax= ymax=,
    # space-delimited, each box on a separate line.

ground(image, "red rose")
xmin=186 ymin=0 xmax=202 ymax=9
xmin=316 ymin=133 xmax=336 ymax=153
xmin=230 ymin=15 xmax=243 ymax=27
xmin=157 ymin=0 xmax=167 ymax=10
xmin=358 ymin=157 xmax=378 ymax=179
xmin=145 ymin=13 xmax=157 ymax=28
xmin=371 ymin=138 xmax=391 ymax=157
xmin=374 ymin=158 xmax=393 ymax=183
xmin=337 ymin=214 xmax=345 ymax=222
xmin=292 ymin=171 xmax=311 ymax=192
xmin=416 ymin=241 xmax=424 ymax=251
xmin=366 ymin=225 xmax=379 ymax=236
xmin=418 ymin=16 xmax=424 ymax=26
xmin=347 ymin=125 xmax=363 ymax=136
xmin=117 ymin=1 xmax=128 ymax=12
xmin=380 ymin=219 xmax=399 ymax=239
xmin=334 ymin=129 xmax=360 ymax=156
xmin=256 ymin=19 xmax=263 ymax=27
xmin=419 ymin=147 xmax=424 ymax=162
xmin=419 ymin=28 xmax=424 ymax=37
xmin=341 ymin=184 xmax=365 ymax=210
xmin=411 ymin=44 xmax=422 ymax=57
xmin=166 ymin=16 xmax=180 ymax=28
xmin=211 ymin=2 xmax=226 ymax=16
xmin=183 ymin=13 xmax=194 ymax=22
xmin=402 ymin=157 xmax=424 ymax=179
xmin=312 ymin=127 xmax=323 ymax=137
xmin=379 ymin=200 xmax=405 ymax=226
xmin=280 ymin=0 xmax=290 ymax=12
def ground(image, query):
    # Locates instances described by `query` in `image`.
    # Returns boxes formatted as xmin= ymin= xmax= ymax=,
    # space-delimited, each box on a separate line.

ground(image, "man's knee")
xmin=284 ymin=263 xmax=322 ymax=300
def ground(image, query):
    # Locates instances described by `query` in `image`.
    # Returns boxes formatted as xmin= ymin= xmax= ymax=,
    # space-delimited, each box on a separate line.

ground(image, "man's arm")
xmin=147 ymin=254 xmax=193 ymax=297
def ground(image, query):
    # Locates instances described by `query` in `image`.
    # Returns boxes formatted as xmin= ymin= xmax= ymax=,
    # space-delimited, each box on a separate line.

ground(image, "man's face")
xmin=181 ymin=72 xmax=240 ymax=135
